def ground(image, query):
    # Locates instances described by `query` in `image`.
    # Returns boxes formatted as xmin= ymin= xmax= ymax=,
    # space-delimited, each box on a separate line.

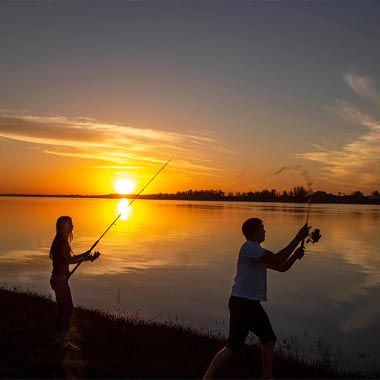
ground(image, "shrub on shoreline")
xmin=1 ymin=287 xmax=375 ymax=378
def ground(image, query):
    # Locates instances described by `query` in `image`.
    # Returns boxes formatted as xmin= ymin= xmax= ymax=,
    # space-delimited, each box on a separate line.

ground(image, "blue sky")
xmin=0 ymin=1 xmax=379 ymax=194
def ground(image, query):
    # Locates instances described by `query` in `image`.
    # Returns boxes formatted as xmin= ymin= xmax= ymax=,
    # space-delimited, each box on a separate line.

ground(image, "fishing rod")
xmin=68 ymin=158 xmax=172 ymax=278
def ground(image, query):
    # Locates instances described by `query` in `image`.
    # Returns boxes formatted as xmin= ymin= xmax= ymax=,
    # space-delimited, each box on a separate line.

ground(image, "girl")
xmin=49 ymin=215 xmax=100 ymax=350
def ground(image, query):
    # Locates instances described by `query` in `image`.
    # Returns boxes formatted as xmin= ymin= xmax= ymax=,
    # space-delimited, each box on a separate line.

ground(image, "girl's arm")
xmin=62 ymin=244 xmax=91 ymax=264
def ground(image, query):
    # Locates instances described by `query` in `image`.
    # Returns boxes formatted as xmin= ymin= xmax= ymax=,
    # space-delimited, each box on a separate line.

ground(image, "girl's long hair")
xmin=49 ymin=216 xmax=73 ymax=259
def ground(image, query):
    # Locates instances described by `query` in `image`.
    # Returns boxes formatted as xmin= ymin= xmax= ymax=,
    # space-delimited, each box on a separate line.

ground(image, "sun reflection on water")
xmin=117 ymin=198 xmax=132 ymax=220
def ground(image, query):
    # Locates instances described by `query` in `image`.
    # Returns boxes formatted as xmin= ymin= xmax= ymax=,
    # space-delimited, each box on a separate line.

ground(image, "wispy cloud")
xmin=297 ymin=74 xmax=380 ymax=192
xmin=0 ymin=113 xmax=230 ymax=176
xmin=344 ymin=73 xmax=380 ymax=106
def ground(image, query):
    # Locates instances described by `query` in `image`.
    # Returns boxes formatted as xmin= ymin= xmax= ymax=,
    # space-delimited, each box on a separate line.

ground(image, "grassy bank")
xmin=0 ymin=287 xmax=373 ymax=379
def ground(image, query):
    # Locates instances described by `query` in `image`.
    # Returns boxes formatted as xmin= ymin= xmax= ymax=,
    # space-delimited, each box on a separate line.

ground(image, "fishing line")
xmin=273 ymin=164 xmax=313 ymax=224
xmin=273 ymin=164 xmax=317 ymax=249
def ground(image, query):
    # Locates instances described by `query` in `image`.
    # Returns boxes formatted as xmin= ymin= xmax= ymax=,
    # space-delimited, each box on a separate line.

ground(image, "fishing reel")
xmin=307 ymin=228 xmax=322 ymax=244
xmin=298 ymin=228 xmax=321 ymax=260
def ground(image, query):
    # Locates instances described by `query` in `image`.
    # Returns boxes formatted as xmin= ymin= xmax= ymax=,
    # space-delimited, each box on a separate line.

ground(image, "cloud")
xmin=296 ymin=75 xmax=380 ymax=192
xmin=0 ymin=113 xmax=230 ymax=176
xmin=344 ymin=73 xmax=380 ymax=106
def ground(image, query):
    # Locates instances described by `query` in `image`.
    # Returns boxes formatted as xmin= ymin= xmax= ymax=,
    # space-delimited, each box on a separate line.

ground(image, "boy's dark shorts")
xmin=226 ymin=296 xmax=276 ymax=351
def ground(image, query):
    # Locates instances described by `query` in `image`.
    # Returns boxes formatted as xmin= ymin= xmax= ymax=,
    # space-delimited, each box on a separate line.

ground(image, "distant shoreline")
xmin=0 ymin=192 xmax=379 ymax=205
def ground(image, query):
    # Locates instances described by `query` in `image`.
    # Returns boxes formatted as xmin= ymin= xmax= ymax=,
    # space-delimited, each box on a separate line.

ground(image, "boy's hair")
xmin=242 ymin=218 xmax=263 ymax=239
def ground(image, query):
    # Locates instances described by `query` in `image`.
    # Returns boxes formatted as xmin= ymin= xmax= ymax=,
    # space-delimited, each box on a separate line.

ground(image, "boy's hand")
xmin=296 ymin=224 xmax=311 ymax=241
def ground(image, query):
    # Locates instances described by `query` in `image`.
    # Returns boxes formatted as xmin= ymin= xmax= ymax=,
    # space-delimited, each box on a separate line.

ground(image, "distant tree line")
xmin=3 ymin=188 xmax=379 ymax=204
xmin=141 ymin=187 xmax=380 ymax=204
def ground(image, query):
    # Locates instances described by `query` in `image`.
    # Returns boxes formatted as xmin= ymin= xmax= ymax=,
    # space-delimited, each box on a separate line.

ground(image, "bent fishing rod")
xmin=69 ymin=158 xmax=172 ymax=278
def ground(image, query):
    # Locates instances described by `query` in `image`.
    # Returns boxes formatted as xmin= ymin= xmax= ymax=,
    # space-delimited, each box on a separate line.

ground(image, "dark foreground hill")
xmin=0 ymin=288 xmax=373 ymax=379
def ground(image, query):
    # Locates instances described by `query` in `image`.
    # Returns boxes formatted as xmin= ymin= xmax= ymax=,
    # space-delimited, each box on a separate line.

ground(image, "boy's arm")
xmin=258 ymin=224 xmax=310 ymax=267
xmin=267 ymin=247 xmax=304 ymax=272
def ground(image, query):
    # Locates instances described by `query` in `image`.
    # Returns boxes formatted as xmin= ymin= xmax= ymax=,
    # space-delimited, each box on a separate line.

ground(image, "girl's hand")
xmin=91 ymin=251 xmax=101 ymax=262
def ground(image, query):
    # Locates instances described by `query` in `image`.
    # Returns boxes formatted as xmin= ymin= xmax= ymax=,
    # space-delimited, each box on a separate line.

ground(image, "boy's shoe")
xmin=55 ymin=332 xmax=80 ymax=351
xmin=60 ymin=340 xmax=80 ymax=351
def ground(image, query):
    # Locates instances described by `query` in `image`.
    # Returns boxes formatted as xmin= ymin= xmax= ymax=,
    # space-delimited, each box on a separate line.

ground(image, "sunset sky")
xmin=1 ymin=1 xmax=379 ymax=195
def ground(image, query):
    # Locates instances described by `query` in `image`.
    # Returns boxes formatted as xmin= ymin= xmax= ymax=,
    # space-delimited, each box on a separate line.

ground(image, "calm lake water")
xmin=1 ymin=196 xmax=379 ymax=370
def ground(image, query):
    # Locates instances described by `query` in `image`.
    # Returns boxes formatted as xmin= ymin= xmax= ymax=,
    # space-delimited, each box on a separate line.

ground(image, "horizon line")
xmin=0 ymin=188 xmax=378 ymax=198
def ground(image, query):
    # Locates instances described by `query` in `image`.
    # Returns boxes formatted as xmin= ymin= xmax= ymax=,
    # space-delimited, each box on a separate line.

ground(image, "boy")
xmin=204 ymin=218 xmax=310 ymax=379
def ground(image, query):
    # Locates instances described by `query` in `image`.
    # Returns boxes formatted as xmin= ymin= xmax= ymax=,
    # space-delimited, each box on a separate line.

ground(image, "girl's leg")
xmin=61 ymin=282 xmax=73 ymax=333
xmin=51 ymin=277 xmax=77 ymax=350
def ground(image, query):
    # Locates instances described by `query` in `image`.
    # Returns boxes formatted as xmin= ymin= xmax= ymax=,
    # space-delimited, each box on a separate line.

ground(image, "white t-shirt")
xmin=231 ymin=240 xmax=267 ymax=301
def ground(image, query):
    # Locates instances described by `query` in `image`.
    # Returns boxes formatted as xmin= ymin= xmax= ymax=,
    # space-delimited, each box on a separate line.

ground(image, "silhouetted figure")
xmin=49 ymin=216 xmax=100 ymax=351
xmin=204 ymin=218 xmax=310 ymax=379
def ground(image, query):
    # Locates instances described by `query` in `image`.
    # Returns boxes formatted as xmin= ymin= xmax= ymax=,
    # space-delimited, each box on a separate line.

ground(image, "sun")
xmin=115 ymin=178 xmax=136 ymax=195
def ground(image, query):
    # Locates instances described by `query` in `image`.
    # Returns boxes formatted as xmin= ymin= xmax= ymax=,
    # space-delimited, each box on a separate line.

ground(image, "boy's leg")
xmin=206 ymin=298 xmax=278 ymax=379
xmin=249 ymin=303 xmax=276 ymax=379
xmin=262 ymin=341 xmax=275 ymax=379
xmin=203 ymin=346 xmax=238 ymax=379
xmin=204 ymin=297 xmax=249 ymax=379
